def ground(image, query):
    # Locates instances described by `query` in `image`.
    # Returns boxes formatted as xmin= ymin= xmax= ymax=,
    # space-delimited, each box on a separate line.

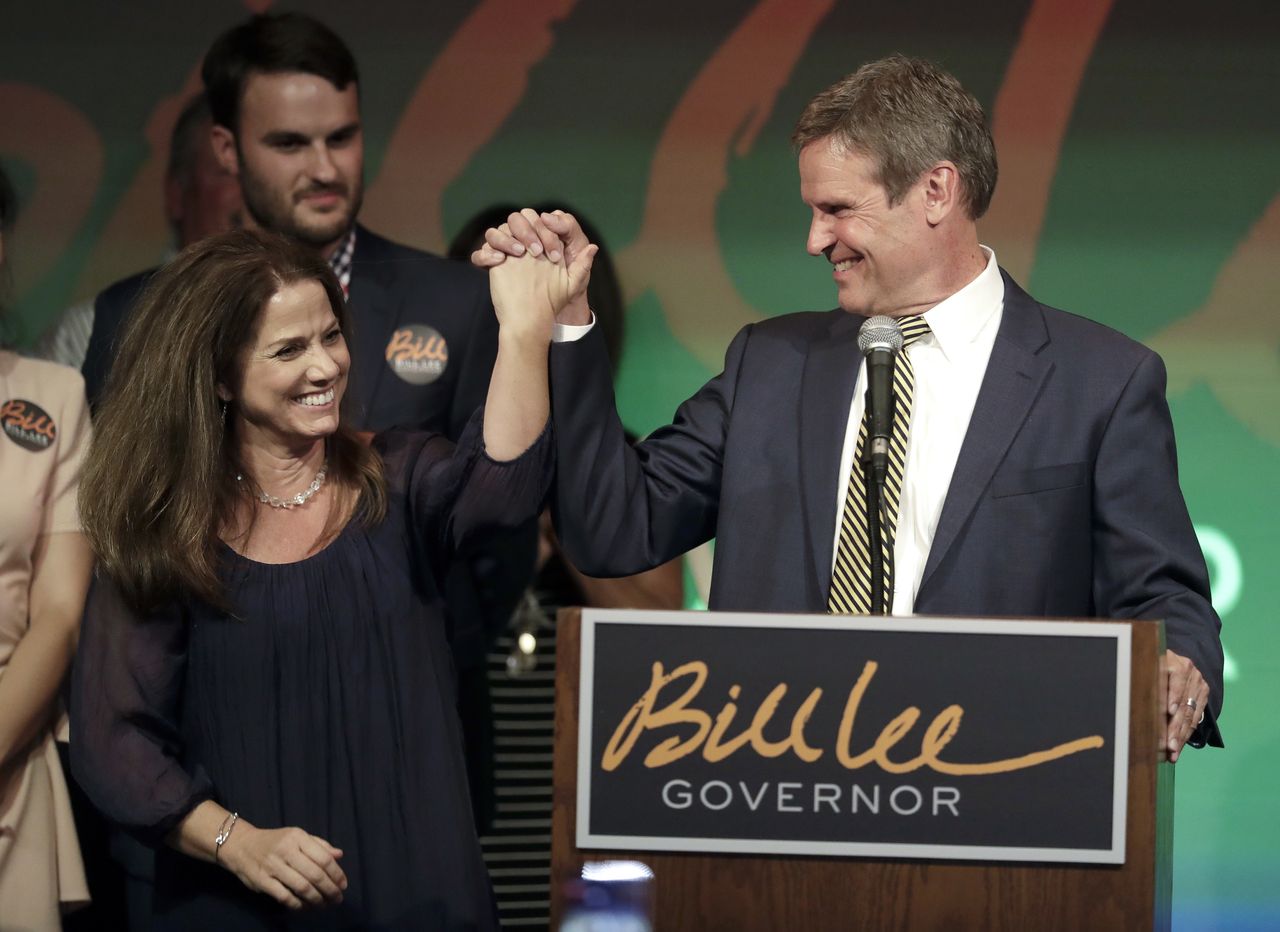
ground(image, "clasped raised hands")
xmin=475 ymin=209 xmax=597 ymax=333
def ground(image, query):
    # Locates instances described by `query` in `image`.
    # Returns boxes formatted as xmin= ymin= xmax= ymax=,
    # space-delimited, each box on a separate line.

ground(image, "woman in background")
xmin=0 ymin=163 xmax=93 ymax=925
xmin=71 ymin=227 xmax=588 ymax=929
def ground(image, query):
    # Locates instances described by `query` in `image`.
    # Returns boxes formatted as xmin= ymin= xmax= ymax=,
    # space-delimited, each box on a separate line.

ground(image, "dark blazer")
xmin=550 ymin=271 xmax=1224 ymax=746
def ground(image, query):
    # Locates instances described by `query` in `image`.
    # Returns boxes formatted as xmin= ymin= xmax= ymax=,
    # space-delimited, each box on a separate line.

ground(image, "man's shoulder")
xmin=744 ymin=308 xmax=848 ymax=345
xmin=352 ymin=226 xmax=486 ymax=294
xmin=95 ymin=267 xmax=158 ymax=314
xmin=2 ymin=349 xmax=85 ymax=392
xmin=1004 ymin=274 xmax=1155 ymax=369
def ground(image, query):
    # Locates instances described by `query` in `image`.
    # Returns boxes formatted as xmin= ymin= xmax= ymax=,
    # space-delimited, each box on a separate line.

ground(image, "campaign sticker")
xmin=385 ymin=324 xmax=448 ymax=385
xmin=1 ymin=398 xmax=57 ymax=452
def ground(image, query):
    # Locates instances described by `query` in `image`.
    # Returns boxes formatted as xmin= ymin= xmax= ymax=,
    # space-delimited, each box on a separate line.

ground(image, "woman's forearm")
xmin=0 ymin=609 xmax=78 ymax=765
xmin=0 ymin=531 xmax=91 ymax=768
xmin=483 ymin=328 xmax=550 ymax=461
xmin=169 ymin=799 xmax=238 ymax=862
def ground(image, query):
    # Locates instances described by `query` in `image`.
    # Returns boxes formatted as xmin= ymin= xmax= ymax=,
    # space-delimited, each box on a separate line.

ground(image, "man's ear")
xmin=210 ymin=124 xmax=240 ymax=177
xmin=921 ymin=160 xmax=962 ymax=225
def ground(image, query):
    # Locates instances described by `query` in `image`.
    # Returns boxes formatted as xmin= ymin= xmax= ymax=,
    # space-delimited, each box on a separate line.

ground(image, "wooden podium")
xmin=550 ymin=609 xmax=1172 ymax=931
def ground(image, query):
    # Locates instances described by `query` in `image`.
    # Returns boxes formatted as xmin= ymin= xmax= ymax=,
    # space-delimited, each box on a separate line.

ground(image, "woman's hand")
xmin=479 ymin=209 xmax=597 ymax=328
xmin=218 ymin=823 xmax=348 ymax=910
xmin=488 ymin=236 xmax=597 ymax=343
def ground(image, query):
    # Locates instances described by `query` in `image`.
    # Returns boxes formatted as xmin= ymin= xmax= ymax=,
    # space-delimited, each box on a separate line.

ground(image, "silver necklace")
xmin=238 ymin=462 xmax=328 ymax=509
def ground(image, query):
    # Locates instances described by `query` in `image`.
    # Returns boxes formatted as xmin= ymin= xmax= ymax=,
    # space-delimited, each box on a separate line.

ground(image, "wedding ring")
xmin=1185 ymin=697 xmax=1197 ymax=712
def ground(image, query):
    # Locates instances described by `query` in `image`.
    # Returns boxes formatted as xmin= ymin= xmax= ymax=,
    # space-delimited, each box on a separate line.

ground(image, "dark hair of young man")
xmin=201 ymin=12 xmax=359 ymax=132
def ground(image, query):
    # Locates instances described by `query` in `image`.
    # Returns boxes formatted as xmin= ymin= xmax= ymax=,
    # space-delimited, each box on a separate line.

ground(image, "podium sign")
xmin=577 ymin=611 xmax=1130 ymax=864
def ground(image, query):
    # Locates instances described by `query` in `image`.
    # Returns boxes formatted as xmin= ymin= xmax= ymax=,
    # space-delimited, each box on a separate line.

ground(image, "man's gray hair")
xmin=793 ymin=55 xmax=998 ymax=219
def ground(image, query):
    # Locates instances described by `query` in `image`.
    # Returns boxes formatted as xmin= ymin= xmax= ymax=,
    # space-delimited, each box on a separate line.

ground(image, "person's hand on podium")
xmin=1164 ymin=648 xmax=1208 ymax=762
xmin=473 ymin=209 xmax=594 ymax=327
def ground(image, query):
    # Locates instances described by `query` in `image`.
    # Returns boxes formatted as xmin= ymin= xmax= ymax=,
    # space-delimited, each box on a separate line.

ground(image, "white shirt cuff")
xmin=552 ymin=311 xmax=596 ymax=343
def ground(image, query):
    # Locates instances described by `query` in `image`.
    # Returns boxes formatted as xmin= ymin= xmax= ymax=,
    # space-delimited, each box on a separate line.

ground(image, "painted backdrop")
xmin=2 ymin=1 xmax=1277 ymax=928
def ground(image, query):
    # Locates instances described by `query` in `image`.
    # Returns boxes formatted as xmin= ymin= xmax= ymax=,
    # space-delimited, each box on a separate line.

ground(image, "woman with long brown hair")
xmin=71 ymin=227 xmax=593 ymax=929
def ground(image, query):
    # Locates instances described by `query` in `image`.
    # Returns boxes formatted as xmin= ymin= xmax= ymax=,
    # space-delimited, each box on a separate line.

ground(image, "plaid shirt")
xmin=329 ymin=228 xmax=357 ymax=296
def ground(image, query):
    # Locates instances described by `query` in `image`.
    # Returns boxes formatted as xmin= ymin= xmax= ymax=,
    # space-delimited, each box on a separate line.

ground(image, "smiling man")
xmin=483 ymin=55 xmax=1224 ymax=762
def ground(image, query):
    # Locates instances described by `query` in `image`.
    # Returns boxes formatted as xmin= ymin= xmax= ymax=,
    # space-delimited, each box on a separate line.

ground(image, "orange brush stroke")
xmin=362 ymin=0 xmax=579 ymax=254
xmin=71 ymin=0 xmax=277 ymax=300
xmin=617 ymin=0 xmax=835 ymax=371
xmin=1150 ymin=191 xmax=1280 ymax=446
xmin=984 ymin=0 xmax=1114 ymax=283
xmin=70 ymin=68 xmax=206 ymax=302
xmin=0 ymin=83 xmax=103 ymax=314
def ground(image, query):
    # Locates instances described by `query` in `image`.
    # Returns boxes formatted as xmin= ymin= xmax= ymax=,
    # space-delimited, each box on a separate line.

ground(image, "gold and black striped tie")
xmin=828 ymin=315 xmax=931 ymax=614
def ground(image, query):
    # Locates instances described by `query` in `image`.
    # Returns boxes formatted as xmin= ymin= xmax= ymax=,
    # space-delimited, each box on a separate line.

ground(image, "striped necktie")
xmin=828 ymin=315 xmax=931 ymax=615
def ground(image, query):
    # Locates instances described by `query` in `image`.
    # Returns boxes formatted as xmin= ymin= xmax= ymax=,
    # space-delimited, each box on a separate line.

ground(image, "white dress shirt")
xmin=831 ymin=247 xmax=1005 ymax=614
xmin=553 ymin=249 xmax=1004 ymax=616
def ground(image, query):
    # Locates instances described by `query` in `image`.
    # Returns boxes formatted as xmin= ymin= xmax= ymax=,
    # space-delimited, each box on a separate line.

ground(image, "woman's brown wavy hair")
xmin=79 ymin=228 xmax=386 ymax=614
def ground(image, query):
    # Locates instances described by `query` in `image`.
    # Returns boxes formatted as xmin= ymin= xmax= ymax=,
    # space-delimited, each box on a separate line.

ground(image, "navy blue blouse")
xmin=72 ymin=417 xmax=551 ymax=930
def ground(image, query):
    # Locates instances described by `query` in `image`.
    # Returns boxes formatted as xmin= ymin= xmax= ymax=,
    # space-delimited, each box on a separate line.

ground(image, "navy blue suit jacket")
xmin=550 ymin=271 xmax=1224 ymax=746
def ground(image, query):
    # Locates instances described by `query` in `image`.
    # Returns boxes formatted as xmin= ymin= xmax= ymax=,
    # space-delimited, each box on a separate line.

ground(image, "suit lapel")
xmin=799 ymin=310 xmax=864 ymax=605
xmin=345 ymin=226 xmax=397 ymax=429
xmin=917 ymin=272 xmax=1053 ymax=597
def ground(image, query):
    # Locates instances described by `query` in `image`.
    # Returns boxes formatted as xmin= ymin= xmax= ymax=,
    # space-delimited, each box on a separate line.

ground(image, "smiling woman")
xmin=69 ymin=227 xmax=564 ymax=929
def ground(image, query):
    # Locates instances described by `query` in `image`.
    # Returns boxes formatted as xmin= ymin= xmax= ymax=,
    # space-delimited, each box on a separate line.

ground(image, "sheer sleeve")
xmin=375 ymin=408 xmax=553 ymax=565
xmin=70 ymin=574 xmax=213 ymax=843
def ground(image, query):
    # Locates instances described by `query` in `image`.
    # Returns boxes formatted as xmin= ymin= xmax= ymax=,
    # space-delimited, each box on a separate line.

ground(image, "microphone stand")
xmin=862 ymin=453 xmax=886 ymax=615
xmin=861 ymin=387 xmax=894 ymax=616
xmin=856 ymin=316 xmax=903 ymax=617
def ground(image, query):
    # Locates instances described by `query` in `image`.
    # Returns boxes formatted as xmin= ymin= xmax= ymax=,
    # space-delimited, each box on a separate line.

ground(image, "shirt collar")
xmin=328 ymin=227 xmax=357 ymax=295
xmin=919 ymin=246 xmax=1004 ymax=359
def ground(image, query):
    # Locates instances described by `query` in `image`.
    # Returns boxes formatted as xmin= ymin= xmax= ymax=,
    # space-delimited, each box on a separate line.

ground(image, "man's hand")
xmin=472 ymin=209 xmax=594 ymax=325
xmin=1164 ymin=649 xmax=1209 ymax=762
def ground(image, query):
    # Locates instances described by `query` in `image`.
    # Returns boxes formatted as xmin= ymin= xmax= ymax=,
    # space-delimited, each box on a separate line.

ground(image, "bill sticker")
xmin=1 ymin=398 xmax=57 ymax=451
xmin=385 ymin=324 xmax=449 ymax=385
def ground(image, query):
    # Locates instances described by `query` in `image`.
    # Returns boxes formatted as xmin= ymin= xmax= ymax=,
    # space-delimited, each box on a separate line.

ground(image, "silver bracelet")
xmin=214 ymin=811 xmax=239 ymax=864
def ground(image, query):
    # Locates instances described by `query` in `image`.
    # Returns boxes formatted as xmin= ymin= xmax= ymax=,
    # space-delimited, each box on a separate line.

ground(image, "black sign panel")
xmin=578 ymin=612 xmax=1130 ymax=864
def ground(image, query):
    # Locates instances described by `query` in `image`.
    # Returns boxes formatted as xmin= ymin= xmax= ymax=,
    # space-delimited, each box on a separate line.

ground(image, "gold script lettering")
xmin=602 ymin=658 xmax=1104 ymax=775
xmin=601 ymin=661 xmax=711 ymax=771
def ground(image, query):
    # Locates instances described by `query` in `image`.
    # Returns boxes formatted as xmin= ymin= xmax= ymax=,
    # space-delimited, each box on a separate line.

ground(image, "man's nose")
xmin=309 ymin=144 xmax=339 ymax=183
xmin=806 ymin=216 xmax=833 ymax=257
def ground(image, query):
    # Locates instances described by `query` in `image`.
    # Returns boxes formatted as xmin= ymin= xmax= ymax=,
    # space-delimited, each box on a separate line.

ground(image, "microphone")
xmin=857 ymin=316 xmax=904 ymax=485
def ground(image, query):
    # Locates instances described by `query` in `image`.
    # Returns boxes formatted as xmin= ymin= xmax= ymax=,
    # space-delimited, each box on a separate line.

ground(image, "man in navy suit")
xmin=479 ymin=55 xmax=1223 ymax=761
